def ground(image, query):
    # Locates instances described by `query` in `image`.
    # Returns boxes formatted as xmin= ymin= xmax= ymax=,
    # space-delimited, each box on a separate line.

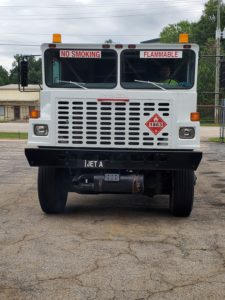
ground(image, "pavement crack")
xmin=10 ymin=234 xmax=30 ymax=245
xmin=127 ymin=241 xmax=142 ymax=263
xmin=148 ymin=270 xmax=225 ymax=298
xmin=3 ymin=233 xmax=46 ymax=247
xmin=36 ymin=275 xmax=83 ymax=287
xmin=214 ymin=246 xmax=225 ymax=268
xmin=0 ymin=285 xmax=19 ymax=291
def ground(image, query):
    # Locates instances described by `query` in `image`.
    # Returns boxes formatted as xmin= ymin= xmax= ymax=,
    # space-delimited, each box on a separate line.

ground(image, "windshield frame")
xmin=120 ymin=48 xmax=196 ymax=90
xmin=44 ymin=48 xmax=118 ymax=89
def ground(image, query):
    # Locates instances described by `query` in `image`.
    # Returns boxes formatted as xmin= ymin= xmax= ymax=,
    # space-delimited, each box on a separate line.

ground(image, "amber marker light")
xmin=30 ymin=110 xmax=40 ymax=119
xmin=179 ymin=33 xmax=189 ymax=43
xmin=52 ymin=33 xmax=62 ymax=43
xmin=190 ymin=112 xmax=200 ymax=121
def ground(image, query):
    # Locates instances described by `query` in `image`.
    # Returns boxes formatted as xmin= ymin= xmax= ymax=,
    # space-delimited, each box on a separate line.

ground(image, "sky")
xmin=0 ymin=0 xmax=207 ymax=72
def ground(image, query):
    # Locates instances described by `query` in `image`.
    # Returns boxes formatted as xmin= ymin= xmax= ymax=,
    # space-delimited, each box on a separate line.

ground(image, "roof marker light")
xmin=48 ymin=44 xmax=56 ymax=48
xmin=179 ymin=33 xmax=189 ymax=43
xmin=183 ymin=44 xmax=192 ymax=49
xmin=115 ymin=44 xmax=123 ymax=49
xmin=102 ymin=44 xmax=110 ymax=48
xmin=52 ymin=33 xmax=62 ymax=43
xmin=128 ymin=44 xmax=136 ymax=49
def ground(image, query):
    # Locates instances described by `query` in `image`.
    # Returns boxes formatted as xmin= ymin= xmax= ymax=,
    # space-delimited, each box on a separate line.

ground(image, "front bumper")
xmin=25 ymin=147 xmax=202 ymax=170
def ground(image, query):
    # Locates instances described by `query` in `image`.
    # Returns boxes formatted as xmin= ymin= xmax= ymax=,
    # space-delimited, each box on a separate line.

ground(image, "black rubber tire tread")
xmin=170 ymin=169 xmax=194 ymax=217
xmin=38 ymin=167 xmax=68 ymax=214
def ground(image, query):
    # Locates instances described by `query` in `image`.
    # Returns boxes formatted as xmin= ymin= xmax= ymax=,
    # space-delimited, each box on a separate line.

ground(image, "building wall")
xmin=0 ymin=106 xmax=4 ymax=121
xmin=0 ymin=88 xmax=40 ymax=121
xmin=1 ymin=103 xmax=39 ymax=121
xmin=0 ymin=89 xmax=39 ymax=102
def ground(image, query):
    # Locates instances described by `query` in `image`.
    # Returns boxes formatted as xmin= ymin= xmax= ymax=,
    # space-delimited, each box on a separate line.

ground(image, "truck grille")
xmin=56 ymin=99 xmax=171 ymax=148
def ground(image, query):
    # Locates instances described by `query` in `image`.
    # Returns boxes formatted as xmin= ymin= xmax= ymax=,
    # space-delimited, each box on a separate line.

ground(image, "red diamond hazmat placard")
xmin=145 ymin=114 xmax=167 ymax=135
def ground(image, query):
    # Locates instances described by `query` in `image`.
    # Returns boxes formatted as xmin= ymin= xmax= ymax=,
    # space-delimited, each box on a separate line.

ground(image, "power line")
xmin=0 ymin=7 xmax=191 ymax=17
xmin=0 ymin=33 xmax=149 ymax=37
xmin=0 ymin=1 xmax=203 ymax=21
xmin=0 ymin=3 xmax=201 ymax=12
xmin=0 ymin=9 xmax=201 ymax=19
xmin=0 ymin=43 xmax=40 ymax=47
xmin=0 ymin=9 xmax=202 ymax=21
xmin=0 ymin=13 xmax=159 ymax=20
xmin=0 ymin=1 xmax=202 ymax=8
xmin=0 ymin=2 xmax=198 ymax=13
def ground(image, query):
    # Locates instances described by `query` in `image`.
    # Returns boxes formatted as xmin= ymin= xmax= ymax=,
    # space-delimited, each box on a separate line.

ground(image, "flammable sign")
xmin=145 ymin=113 xmax=167 ymax=135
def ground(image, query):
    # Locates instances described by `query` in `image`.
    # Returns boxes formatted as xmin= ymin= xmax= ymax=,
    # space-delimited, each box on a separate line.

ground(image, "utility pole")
xmin=215 ymin=0 xmax=222 ymax=123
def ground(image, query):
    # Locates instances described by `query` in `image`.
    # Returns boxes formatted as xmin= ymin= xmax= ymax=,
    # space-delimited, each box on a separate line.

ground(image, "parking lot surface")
xmin=0 ymin=140 xmax=225 ymax=299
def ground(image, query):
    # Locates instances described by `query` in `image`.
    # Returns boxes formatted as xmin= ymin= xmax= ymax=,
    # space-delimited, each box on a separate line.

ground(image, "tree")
xmin=160 ymin=21 xmax=194 ymax=43
xmin=159 ymin=0 xmax=225 ymax=110
xmin=104 ymin=39 xmax=114 ymax=44
xmin=192 ymin=0 xmax=225 ymax=45
xmin=9 ymin=54 xmax=42 ymax=84
xmin=160 ymin=1 xmax=225 ymax=45
xmin=0 ymin=66 xmax=9 ymax=86
xmin=198 ymin=38 xmax=216 ymax=104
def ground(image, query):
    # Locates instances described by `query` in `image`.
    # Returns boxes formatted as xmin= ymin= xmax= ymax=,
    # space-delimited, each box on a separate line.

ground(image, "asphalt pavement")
xmin=0 ymin=140 xmax=225 ymax=299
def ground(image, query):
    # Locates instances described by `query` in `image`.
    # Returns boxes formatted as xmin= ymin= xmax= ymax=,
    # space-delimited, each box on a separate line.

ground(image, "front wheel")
xmin=170 ymin=169 xmax=195 ymax=217
xmin=38 ymin=167 xmax=68 ymax=214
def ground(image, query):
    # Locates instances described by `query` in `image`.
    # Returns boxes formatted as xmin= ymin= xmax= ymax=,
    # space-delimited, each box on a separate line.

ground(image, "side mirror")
xmin=20 ymin=60 xmax=28 ymax=87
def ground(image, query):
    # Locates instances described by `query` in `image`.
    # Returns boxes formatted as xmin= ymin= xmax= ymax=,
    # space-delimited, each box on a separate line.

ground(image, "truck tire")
xmin=169 ymin=169 xmax=194 ymax=217
xmin=38 ymin=167 xmax=68 ymax=214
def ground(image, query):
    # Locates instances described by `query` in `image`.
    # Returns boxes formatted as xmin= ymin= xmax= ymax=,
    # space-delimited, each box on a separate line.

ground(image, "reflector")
xmin=190 ymin=112 xmax=200 ymax=121
xmin=30 ymin=110 xmax=40 ymax=119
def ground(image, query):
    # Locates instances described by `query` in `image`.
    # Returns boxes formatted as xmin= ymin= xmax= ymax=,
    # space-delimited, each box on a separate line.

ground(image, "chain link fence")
xmin=197 ymin=105 xmax=219 ymax=124
xmin=220 ymin=100 xmax=225 ymax=142
xmin=197 ymin=104 xmax=225 ymax=143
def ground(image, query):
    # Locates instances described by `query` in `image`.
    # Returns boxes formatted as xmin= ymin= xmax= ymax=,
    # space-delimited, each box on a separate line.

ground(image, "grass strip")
xmin=0 ymin=132 xmax=28 ymax=139
xmin=200 ymin=123 xmax=220 ymax=127
xmin=208 ymin=137 xmax=225 ymax=143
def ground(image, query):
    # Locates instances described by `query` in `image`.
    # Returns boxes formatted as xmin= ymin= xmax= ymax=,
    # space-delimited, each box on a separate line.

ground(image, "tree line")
xmin=0 ymin=55 xmax=41 ymax=86
xmin=161 ymin=0 xmax=225 ymax=105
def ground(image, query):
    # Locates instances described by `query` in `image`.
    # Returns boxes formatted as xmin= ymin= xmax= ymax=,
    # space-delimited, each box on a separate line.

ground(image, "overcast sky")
xmin=0 ymin=0 xmax=207 ymax=71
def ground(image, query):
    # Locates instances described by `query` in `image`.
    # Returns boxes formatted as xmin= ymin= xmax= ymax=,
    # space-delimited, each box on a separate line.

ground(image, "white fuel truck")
xmin=22 ymin=33 xmax=202 ymax=217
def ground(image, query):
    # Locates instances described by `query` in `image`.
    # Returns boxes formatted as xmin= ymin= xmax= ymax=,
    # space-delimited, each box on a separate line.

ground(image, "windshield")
xmin=121 ymin=49 xmax=196 ymax=89
xmin=44 ymin=49 xmax=117 ymax=89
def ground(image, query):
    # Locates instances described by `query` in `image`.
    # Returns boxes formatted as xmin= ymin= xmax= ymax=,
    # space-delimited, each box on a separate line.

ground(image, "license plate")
xmin=104 ymin=174 xmax=120 ymax=182
xmin=84 ymin=160 xmax=104 ymax=168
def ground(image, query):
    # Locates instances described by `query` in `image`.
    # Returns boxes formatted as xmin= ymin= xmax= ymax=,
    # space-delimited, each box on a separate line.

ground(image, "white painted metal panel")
xmin=55 ymin=98 xmax=171 ymax=149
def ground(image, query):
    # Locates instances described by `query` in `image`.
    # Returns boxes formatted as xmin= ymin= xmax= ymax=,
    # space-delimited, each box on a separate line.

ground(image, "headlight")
xmin=34 ymin=124 xmax=49 ymax=136
xmin=179 ymin=127 xmax=195 ymax=139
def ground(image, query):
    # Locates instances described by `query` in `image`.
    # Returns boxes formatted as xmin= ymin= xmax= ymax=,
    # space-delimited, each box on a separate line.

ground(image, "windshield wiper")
xmin=134 ymin=80 xmax=166 ymax=91
xmin=56 ymin=80 xmax=87 ymax=89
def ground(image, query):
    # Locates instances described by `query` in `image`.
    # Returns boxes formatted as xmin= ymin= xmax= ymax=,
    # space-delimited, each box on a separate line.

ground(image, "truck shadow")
xmin=64 ymin=194 xmax=171 ymax=218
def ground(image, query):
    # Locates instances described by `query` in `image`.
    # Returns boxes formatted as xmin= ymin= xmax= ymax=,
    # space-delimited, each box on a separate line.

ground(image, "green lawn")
xmin=208 ymin=137 xmax=225 ymax=143
xmin=0 ymin=132 xmax=28 ymax=139
xmin=200 ymin=123 xmax=220 ymax=127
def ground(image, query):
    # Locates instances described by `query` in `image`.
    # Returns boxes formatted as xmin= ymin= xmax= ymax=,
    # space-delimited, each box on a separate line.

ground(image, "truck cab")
xmin=24 ymin=34 xmax=202 ymax=217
